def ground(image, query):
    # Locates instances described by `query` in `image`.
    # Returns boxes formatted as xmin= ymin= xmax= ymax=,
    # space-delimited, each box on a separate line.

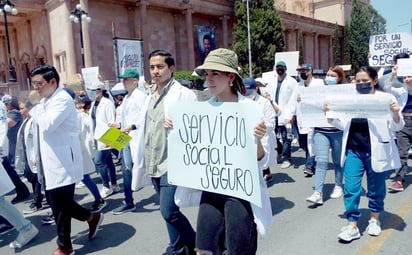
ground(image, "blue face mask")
xmin=324 ymin=76 xmax=338 ymax=85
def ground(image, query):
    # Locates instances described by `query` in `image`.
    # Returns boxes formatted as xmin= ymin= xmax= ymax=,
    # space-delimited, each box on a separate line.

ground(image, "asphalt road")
xmin=1 ymin=145 xmax=412 ymax=255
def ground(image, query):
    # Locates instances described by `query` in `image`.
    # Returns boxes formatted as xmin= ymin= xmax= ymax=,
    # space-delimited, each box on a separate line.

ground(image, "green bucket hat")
xmin=118 ymin=69 xmax=140 ymax=79
xmin=195 ymin=48 xmax=241 ymax=79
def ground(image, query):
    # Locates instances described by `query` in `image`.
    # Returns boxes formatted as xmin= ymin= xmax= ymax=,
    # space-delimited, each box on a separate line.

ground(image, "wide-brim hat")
xmin=89 ymin=80 xmax=107 ymax=90
xmin=195 ymin=48 xmax=241 ymax=79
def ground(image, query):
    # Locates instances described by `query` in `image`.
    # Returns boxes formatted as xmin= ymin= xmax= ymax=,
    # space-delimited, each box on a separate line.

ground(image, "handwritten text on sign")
xmin=167 ymin=101 xmax=263 ymax=207
xmin=369 ymin=32 xmax=412 ymax=67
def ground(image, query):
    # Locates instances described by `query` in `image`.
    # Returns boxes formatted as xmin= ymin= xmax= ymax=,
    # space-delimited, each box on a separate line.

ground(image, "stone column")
xmin=184 ymin=8 xmax=195 ymax=69
xmin=221 ymin=15 xmax=230 ymax=48
xmin=64 ymin=1 xmax=77 ymax=76
xmin=313 ymin=32 xmax=318 ymax=68
xmin=139 ymin=0 xmax=150 ymax=80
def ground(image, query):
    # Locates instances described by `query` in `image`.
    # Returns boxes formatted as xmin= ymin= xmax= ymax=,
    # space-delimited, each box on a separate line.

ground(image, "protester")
xmin=89 ymin=80 xmax=119 ymax=198
xmin=1 ymin=163 xmax=38 ymax=249
xmin=267 ymin=61 xmax=298 ymax=169
xmin=109 ymin=69 xmax=147 ymax=215
xmin=243 ymin=77 xmax=279 ymax=182
xmin=29 ymin=64 xmax=103 ymax=255
xmin=325 ymin=66 xmax=403 ymax=242
xmin=138 ymin=50 xmax=197 ymax=255
xmin=306 ymin=66 xmax=346 ymax=205
xmin=184 ymin=48 xmax=273 ymax=254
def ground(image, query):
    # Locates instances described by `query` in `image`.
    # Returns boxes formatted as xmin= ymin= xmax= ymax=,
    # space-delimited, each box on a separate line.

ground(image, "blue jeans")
xmin=313 ymin=130 xmax=343 ymax=192
xmin=343 ymin=150 xmax=386 ymax=222
xmin=94 ymin=149 xmax=117 ymax=188
xmin=276 ymin=125 xmax=292 ymax=162
xmin=196 ymin=192 xmax=257 ymax=255
xmin=121 ymin=144 xmax=133 ymax=205
xmin=0 ymin=196 xmax=30 ymax=232
xmin=152 ymin=173 xmax=196 ymax=251
xmin=82 ymin=174 xmax=102 ymax=201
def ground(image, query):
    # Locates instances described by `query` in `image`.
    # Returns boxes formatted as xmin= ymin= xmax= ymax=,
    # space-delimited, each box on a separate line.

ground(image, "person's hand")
xmin=28 ymin=90 xmax=41 ymax=105
xmin=253 ymin=120 xmax=266 ymax=140
xmin=323 ymin=103 xmax=329 ymax=113
xmin=108 ymin=122 xmax=120 ymax=129
xmin=121 ymin=125 xmax=133 ymax=134
xmin=164 ymin=118 xmax=173 ymax=130
xmin=390 ymin=101 xmax=400 ymax=113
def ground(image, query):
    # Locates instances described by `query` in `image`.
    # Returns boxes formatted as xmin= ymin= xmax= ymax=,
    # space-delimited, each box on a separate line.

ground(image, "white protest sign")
xmin=369 ymin=32 xmax=412 ymax=67
xmin=275 ymin=51 xmax=299 ymax=77
xmin=298 ymin=84 xmax=356 ymax=128
xmin=324 ymin=93 xmax=392 ymax=119
xmin=397 ymin=58 xmax=412 ymax=77
xmin=167 ymin=101 xmax=264 ymax=207
xmin=81 ymin=67 xmax=99 ymax=90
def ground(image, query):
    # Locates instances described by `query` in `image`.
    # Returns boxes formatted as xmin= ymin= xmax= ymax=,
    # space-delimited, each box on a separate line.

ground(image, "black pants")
xmin=24 ymin=168 xmax=43 ymax=208
xmin=2 ymin=156 xmax=29 ymax=198
xmin=46 ymin=184 xmax=91 ymax=250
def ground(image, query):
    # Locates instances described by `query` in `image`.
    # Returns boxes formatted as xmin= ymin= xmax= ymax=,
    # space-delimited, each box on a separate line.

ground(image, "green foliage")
xmin=344 ymin=0 xmax=371 ymax=75
xmin=174 ymin=70 xmax=205 ymax=90
xmin=332 ymin=23 xmax=343 ymax=65
xmin=369 ymin=5 xmax=386 ymax=35
xmin=232 ymin=0 xmax=286 ymax=77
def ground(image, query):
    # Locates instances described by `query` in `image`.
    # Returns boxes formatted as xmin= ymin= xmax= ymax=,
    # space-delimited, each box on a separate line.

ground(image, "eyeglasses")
xmin=31 ymin=80 xmax=46 ymax=88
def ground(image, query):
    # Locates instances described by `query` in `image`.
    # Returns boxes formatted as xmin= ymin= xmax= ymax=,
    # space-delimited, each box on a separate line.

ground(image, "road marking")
xmin=355 ymin=193 xmax=412 ymax=255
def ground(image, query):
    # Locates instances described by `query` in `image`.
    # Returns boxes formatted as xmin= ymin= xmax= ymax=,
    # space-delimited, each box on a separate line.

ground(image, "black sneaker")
xmin=23 ymin=203 xmax=43 ymax=214
xmin=303 ymin=168 xmax=314 ymax=177
xmin=0 ymin=223 xmax=15 ymax=235
xmin=112 ymin=202 xmax=135 ymax=215
xmin=91 ymin=199 xmax=107 ymax=213
xmin=41 ymin=215 xmax=55 ymax=225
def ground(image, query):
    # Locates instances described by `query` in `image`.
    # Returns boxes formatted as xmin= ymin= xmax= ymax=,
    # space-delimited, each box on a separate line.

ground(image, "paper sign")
xmin=369 ymin=32 xmax=412 ymax=67
xmin=81 ymin=67 xmax=99 ymax=90
xmin=324 ymin=94 xmax=392 ymax=119
xmin=298 ymin=84 xmax=356 ymax=128
xmin=98 ymin=127 xmax=131 ymax=151
xmin=397 ymin=58 xmax=412 ymax=77
xmin=167 ymin=101 xmax=264 ymax=207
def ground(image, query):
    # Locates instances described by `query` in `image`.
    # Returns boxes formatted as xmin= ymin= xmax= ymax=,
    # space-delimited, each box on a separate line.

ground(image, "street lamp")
xmin=1 ymin=0 xmax=18 ymax=82
xmin=243 ymin=0 xmax=252 ymax=77
xmin=69 ymin=4 xmax=91 ymax=68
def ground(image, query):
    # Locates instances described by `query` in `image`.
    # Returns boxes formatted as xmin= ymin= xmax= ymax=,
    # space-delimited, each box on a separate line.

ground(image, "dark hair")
xmin=330 ymin=66 xmax=346 ymax=84
xmin=357 ymin=66 xmax=382 ymax=91
xmin=22 ymin=99 xmax=33 ymax=109
xmin=148 ymin=49 xmax=175 ymax=67
xmin=30 ymin=64 xmax=60 ymax=85
xmin=203 ymin=34 xmax=211 ymax=42
xmin=393 ymin=53 xmax=409 ymax=64
xmin=7 ymin=95 xmax=20 ymax=110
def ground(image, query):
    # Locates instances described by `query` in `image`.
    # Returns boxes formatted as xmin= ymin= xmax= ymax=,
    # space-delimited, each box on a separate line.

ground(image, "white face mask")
xmin=324 ymin=76 xmax=338 ymax=85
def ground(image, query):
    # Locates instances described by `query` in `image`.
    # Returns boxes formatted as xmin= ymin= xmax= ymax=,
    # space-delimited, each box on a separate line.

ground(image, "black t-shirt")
xmin=346 ymin=118 xmax=371 ymax=153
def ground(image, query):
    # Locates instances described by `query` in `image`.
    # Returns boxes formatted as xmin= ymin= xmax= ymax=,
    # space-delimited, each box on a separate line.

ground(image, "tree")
xmin=232 ymin=0 xmax=286 ymax=77
xmin=369 ymin=5 xmax=386 ymax=35
xmin=344 ymin=0 xmax=371 ymax=74
xmin=332 ymin=23 xmax=343 ymax=65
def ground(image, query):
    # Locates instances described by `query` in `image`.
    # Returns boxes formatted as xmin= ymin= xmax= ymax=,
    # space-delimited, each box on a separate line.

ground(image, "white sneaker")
xmin=281 ymin=160 xmax=291 ymax=169
xmin=306 ymin=192 xmax=323 ymax=205
xmin=9 ymin=224 xmax=38 ymax=249
xmin=112 ymin=184 xmax=120 ymax=193
xmin=366 ymin=218 xmax=381 ymax=236
xmin=100 ymin=186 xmax=114 ymax=199
xmin=330 ymin=185 xmax=343 ymax=199
xmin=337 ymin=225 xmax=360 ymax=242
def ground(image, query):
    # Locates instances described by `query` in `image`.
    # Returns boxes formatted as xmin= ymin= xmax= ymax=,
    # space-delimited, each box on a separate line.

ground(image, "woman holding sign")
xmin=188 ymin=48 xmax=273 ymax=255
xmin=325 ymin=66 xmax=403 ymax=242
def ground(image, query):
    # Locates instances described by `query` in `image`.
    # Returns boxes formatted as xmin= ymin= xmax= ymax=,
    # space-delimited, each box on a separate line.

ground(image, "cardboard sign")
xmin=167 ymin=101 xmax=264 ymax=207
xmin=397 ymin=58 xmax=412 ymax=77
xmin=369 ymin=32 xmax=412 ymax=67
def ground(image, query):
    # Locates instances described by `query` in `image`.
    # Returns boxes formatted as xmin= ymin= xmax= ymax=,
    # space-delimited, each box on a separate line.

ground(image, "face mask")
xmin=276 ymin=68 xmax=285 ymax=76
xmin=300 ymin=72 xmax=308 ymax=81
xmin=324 ymin=76 xmax=338 ymax=85
xmin=356 ymin=82 xmax=373 ymax=94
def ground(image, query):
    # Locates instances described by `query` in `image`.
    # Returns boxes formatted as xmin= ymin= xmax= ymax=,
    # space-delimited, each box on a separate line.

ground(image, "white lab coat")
xmin=29 ymin=88 xmax=83 ymax=190
xmin=90 ymin=96 xmax=116 ymax=151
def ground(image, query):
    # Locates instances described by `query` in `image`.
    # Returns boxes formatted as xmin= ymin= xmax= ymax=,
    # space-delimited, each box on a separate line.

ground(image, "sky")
xmin=370 ymin=0 xmax=412 ymax=33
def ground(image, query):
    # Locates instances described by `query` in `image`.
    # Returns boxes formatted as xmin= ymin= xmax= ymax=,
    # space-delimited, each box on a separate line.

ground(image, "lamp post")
xmin=1 ymin=0 xmax=18 ymax=82
xmin=69 ymin=4 xmax=91 ymax=68
xmin=243 ymin=0 xmax=252 ymax=77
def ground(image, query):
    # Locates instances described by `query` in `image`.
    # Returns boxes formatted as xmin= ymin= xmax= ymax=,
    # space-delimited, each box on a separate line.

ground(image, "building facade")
xmin=0 ymin=0 xmax=365 ymax=98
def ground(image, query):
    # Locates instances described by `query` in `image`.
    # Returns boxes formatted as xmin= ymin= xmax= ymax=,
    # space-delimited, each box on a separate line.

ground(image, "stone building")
xmin=0 ymin=0 xmax=368 ymax=97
